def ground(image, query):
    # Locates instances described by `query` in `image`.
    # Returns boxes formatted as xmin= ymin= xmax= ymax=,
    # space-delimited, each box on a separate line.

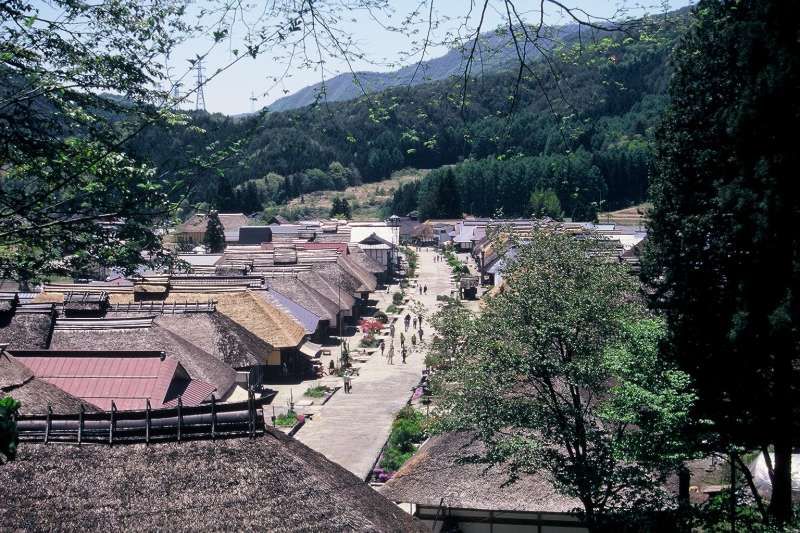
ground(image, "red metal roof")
xmin=11 ymin=351 xmax=211 ymax=411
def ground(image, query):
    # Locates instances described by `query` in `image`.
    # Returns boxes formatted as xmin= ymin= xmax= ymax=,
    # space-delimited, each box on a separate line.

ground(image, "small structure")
xmin=357 ymin=232 xmax=393 ymax=272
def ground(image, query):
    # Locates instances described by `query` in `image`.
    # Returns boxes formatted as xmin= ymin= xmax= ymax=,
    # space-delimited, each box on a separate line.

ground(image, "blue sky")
xmin=169 ymin=0 xmax=693 ymax=115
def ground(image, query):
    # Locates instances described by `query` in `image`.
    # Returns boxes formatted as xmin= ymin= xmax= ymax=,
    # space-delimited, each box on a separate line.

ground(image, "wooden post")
xmin=177 ymin=396 xmax=183 ymax=442
xmin=248 ymin=388 xmax=255 ymax=439
xmin=145 ymin=399 xmax=151 ymax=444
xmin=210 ymin=394 xmax=217 ymax=439
xmin=44 ymin=405 xmax=52 ymax=444
xmin=77 ymin=404 xmax=84 ymax=446
xmin=109 ymin=401 xmax=116 ymax=446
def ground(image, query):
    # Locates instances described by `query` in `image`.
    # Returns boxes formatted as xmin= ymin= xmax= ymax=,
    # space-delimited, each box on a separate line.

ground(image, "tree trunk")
xmin=768 ymin=437 xmax=793 ymax=523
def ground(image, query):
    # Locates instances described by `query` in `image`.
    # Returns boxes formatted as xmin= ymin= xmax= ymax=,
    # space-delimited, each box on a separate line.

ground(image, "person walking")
xmin=404 ymin=314 xmax=411 ymax=331
xmin=387 ymin=343 xmax=394 ymax=365
xmin=401 ymin=347 xmax=407 ymax=364
xmin=423 ymin=285 xmax=428 ymax=295
xmin=412 ymin=317 xmax=417 ymax=329
xmin=419 ymin=327 xmax=424 ymax=340
xmin=380 ymin=340 xmax=385 ymax=358
xmin=343 ymin=373 xmax=351 ymax=393
xmin=390 ymin=322 xmax=395 ymax=338
xmin=418 ymin=315 xmax=423 ymax=328
xmin=400 ymin=332 xmax=405 ymax=350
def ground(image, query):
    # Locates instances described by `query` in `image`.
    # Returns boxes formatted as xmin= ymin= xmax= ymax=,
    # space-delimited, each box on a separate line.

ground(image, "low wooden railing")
xmin=15 ymin=390 xmax=277 ymax=445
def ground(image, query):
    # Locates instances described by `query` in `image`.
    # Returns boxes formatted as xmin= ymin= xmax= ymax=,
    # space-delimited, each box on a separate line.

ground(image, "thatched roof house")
xmin=1 ymin=350 xmax=97 ymax=415
xmin=0 ymin=430 xmax=427 ymax=532
xmin=9 ymin=350 xmax=216 ymax=411
xmin=266 ymin=276 xmax=341 ymax=325
xmin=0 ymin=303 xmax=55 ymax=349
xmin=48 ymin=318 xmax=238 ymax=400
xmin=380 ymin=431 xmax=585 ymax=531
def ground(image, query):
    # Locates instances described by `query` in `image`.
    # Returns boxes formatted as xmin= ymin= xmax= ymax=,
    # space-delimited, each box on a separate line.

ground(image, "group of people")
xmin=417 ymin=284 xmax=428 ymax=295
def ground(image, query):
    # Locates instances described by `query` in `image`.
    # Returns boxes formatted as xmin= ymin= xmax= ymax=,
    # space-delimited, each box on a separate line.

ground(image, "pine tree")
xmin=203 ymin=211 xmax=226 ymax=253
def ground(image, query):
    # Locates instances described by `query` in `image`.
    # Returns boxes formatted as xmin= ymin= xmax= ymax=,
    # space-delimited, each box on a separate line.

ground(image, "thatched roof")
xmin=110 ymin=291 xmax=306 ymax=350
xmin=298 ymin=271 xmax=356 ymax=311
xmin=0 ymin=307 xmax=55 ymax=349
xmin=348 ymin=245 xmax=386 ymax=274
xmin=48 ymin=323 xmax=237 ymax=399
xmin=0 ymin=431 xmax=427 ymax=532
xmin=152 ymin=312 xmax=272 ymax=369
xmin=380 ymin=431 xmax=581 ymax=513
xmin=0 ymin=352 xmax=98 ymax=415
xmin=266 ymin=277 xmax=340 ymax=323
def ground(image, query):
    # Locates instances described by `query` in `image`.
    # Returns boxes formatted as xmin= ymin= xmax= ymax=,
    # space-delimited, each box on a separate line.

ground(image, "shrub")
xmin=392 ymin=291 xmax=404 ymax=305
xmin=275 ymin=410 xmax=299 ymax=427
xmin=386 ymin=304 xmax=401 ymax=314
xmin=374 ymin=311 xmax=389 ymax=323
xmin=379 ymin=406 xmax=426 ymax=471
xmin=304 ymin=385 xmax=330 ymax=398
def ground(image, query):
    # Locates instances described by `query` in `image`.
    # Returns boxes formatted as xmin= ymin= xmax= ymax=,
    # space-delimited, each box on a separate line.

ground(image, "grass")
xmin=282 ymin=169 xmax=427 ymax=220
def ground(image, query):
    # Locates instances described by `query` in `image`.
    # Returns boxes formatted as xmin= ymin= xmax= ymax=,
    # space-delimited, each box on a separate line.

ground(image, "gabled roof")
xmin=48 ymin=321 xmax=236 ymax=399
xmin=0 ymin=430 xmax=427 ymax=531
xmin=9 ymin=350 xmax=210 ymax=411
xmin=348 ymin=244 xmax=386 ymax=273
xmin=176 ymin=213 xmax=249 ymax=233
xmin=1 ymin=351 xmax=98 ymax=415
xmin=0 ymin=304 xmax=55 ymax=349
xmin=380 ymin=431 xmax=581 ymax=513
xmin=261 ymin=289 xmax=321 ymax=335
xmin=358 ymin=232 xmax=393 ymax=247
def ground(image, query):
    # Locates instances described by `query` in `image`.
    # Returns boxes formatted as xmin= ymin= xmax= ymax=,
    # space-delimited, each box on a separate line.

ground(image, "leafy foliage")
xmin=0 ymin=396 xmax=20 ymax=464
xmin=0 ymin=0 xmax=192 ymax=281
xmin=644 ymin=0 xmax=799 ymax=523
xmin=329 ymin=196 xmax=352 ymax=219
xmin=380 ymin=406 xmax=426 ymax=472
xmin=432 ymin=232 xmax=693 ymax=527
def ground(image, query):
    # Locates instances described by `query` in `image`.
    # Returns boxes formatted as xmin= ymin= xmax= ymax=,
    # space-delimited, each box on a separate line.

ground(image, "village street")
xmin=290 ymin=246 xmax=453 ymax=480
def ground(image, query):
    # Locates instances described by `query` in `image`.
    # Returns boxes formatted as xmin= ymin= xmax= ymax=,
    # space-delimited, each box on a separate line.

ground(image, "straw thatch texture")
xmin=348 ymin=245 xmax=386 ymax=274
xmin=49 ymin=324 xmax=236 ymax=399
xmin=0 ymin=311 xmax=54 ymax=349
xmin=153 ymin=313 xmax=271 ymax=369
xmin=0 ymin=430 xmax=427 ymax=532
xmin=266 ymin=277 xmax=340 ymax=323
xmin=1 ymin=352 xmax=98 ymax=414
xmin=298 ymin=271 xmax=356 ymax=310
xmin=111 ymin=292 xmax=306 ymax=350
xmin=380 ymin=431 xmax=581 ymax=513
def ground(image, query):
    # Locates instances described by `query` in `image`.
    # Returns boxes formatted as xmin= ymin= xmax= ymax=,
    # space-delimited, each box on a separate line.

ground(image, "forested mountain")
xmin=267 ymin=24 xmax=580 ymax=111
xmin=127 ymin=11 xmax=686 ymax=221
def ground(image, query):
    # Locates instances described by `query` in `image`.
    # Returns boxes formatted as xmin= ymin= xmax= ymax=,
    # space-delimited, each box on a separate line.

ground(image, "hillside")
xmin=276 ymin=170 xmax=425 ymax=221
xmin=267 ymin=24 xmax=580 ymax=112
xmin=126 ymin=10 xmax=688 ymax=222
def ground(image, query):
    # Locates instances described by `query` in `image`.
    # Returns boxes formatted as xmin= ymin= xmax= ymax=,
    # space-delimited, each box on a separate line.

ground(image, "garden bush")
xmin=392 ymin=291 xmax=404 ymax=305
xmin=373 ymin=310 xmax=389 ymax=323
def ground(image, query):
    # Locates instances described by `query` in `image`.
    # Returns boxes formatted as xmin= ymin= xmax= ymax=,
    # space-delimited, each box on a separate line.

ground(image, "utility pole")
xmin=194 ymin=59 xmax=206 ymax=111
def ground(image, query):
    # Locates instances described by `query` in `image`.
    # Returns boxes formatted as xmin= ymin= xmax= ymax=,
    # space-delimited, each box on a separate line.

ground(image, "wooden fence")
xmin=15 ymin=390 xmax=277 ymax=445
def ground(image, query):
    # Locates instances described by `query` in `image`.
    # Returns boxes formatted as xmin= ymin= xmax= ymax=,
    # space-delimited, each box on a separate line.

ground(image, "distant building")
xmin=173 ymin=213 xmax=249 ymax=245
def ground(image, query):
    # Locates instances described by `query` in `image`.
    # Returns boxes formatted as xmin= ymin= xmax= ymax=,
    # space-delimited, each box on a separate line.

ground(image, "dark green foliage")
xmin=529 ymin=188 xmax=563 ymax=220
xmin=392 ymin=292 xmax=404 ymax=306
xmin=644 ymin=0 xmax=799 ymax=523
xmin=0 ymin=396 xmax=20 ymax=464
xmin=126 ymin=18 xmax=683 ymax=217
xmin=329 ymin=197 xmax=352 ymax=219
xmin=203 ymin=212 xmax=226 ymax=253
xmin=380 ymin=406 xmax=426 ymax=472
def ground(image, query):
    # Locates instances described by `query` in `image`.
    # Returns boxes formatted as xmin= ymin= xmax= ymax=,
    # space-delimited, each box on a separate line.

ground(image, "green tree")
xmin=0 ymin=396 xmax=20 ymax=464
xmin=203 ymin=211 xmax=226 ymax=253
xmin=433 ymin=232 xmax=693 ymax=529
xmin=0 ymin=0 xmax=190 ymax=282
xmin=644 ymin=0 xmax=799 ymax=523
xmin=529 ymin=188 xmax=564 ymax=220
xmin=329 ymin=197 xmax=351 ymax=219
